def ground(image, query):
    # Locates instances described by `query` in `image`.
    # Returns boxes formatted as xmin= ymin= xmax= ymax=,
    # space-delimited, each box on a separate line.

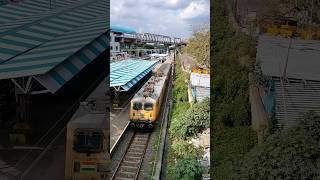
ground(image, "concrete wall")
xmin=249 ymin=84 xmax=270 ymax=143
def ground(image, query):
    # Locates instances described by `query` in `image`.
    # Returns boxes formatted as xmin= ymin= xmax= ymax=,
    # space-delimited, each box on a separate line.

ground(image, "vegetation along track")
xmin=111 ymin=131 xmax=151 ymax=180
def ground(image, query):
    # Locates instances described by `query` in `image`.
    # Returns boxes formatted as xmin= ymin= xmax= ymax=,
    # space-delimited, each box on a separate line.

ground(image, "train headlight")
xmin=74 ymin=161 xmax=80 ymax=172
xmin=97 ymin=163 xmax=109 ymax=172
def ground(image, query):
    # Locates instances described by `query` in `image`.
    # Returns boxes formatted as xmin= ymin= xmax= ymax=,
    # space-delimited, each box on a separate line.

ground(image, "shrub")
xmin=232 ymin=112 xmax=320 ymax=179
xmin=171 ymin=98 xmax=210 ymax=139
xmin=168 ymin=157 xmax=204 ymax=180
xmin=171 ymin=138 xmax=202 ymax=159
xmin=211 ymin=61 xmax=250 ymax=127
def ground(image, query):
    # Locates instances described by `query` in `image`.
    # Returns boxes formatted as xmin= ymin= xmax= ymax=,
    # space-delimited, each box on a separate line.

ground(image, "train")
xmin=65 ymin=79 xmax=110 ymax=180
xmin=129 ymin=57 xmax=172 ymax=129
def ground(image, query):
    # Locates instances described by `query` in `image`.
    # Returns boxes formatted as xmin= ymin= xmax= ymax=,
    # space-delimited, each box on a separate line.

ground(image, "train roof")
xmin=67 ymin=76 xmax=109 ymax=129
xmin=132 ymin=62 xmax=171 ymax=102
xmin=67 ymin=113 xmax=107 ymax=129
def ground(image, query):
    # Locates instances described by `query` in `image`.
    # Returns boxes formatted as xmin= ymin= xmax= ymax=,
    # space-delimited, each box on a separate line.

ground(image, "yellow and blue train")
xmin=129 ymin=58 xmax=172 ymax=129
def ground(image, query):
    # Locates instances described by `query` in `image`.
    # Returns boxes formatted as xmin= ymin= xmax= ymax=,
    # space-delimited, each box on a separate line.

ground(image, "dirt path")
xmin=180 ymin=53 xmax=194 ymax=72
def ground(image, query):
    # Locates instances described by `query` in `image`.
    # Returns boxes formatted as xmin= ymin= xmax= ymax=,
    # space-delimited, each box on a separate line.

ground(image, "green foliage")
xmin=172 ymin=56 xmax=188 ymax=104
xmin=167 ymin=55 xmax=208 ymax=178
xmin=171 ymin=98 xmax=210 ymax=139
xmin=183 ymin=29 xmax=210 ymax=68
xmin=211 ymin=60 xmax=250 ymax=127
xmin=232 ymin=112 xmax=320 ymax=179
xmin=168 ymin=158 xmax=204 ymax=180
xmin=211 ymin=0 xmax=256 ymax=128
xmin=258 ymin=0 xmax=320 ymax=24
xmin=212 ymin=126 xmax=257 ymax=179
xmin=171 ymin=138 xmax=202 ymax=159
xmin=211 ymin=1 xmax=258 ymax=178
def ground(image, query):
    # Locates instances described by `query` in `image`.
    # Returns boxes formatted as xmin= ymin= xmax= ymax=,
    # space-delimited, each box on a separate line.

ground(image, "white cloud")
xmin=179 ymin=0 xmax=210 ymax=20
xmin=110 ymin=0 xmax=210 ymax=39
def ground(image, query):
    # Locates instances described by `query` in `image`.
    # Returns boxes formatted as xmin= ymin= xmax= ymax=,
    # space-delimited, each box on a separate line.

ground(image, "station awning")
xmin=0 ymin=0 xmax=109 ymax=94
xmin=110 ymin=59 xmax=158 ymax=91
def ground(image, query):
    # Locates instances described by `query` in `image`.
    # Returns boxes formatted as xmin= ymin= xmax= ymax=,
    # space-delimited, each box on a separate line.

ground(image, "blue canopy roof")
xmin=110 ymin=59 xmax=158 ymax=91
xmin=0 ymin=0 xmax=109 ymax=93
xmin=111 ymin=25 xmax=136 ymax=34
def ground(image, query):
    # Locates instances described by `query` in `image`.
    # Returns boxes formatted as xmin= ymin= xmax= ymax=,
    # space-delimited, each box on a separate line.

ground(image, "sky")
xmin=110 ymin=0 xmax=210 ymax=40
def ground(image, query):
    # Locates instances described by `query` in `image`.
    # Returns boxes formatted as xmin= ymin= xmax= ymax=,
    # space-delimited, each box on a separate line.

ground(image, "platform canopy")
xmin=111 ymin=24 xmax=136 ymax=34
xmin=0 ymin=0 xmax=109 ymax=94
xmin=110 ymin=59 xmax=158 ymax=91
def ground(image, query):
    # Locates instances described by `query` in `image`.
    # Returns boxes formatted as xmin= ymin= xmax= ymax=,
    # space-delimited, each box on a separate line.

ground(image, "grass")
xmin=147 ymin=125 xmax=161 ymax=180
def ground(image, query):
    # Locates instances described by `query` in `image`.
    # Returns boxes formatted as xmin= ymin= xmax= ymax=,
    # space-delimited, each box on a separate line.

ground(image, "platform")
xmin=17 ymin=76 xmax=108 ymax=179
xmin=110 ymin=104 xmax=130 ymax=149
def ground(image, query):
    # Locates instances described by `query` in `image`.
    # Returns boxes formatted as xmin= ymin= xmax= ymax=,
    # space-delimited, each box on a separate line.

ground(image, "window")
xmin=110 ymin=46 xmax=113 ymax=50
xmin=116 ymin=46 xmax=118 ymax=51
xmin=144 ymin=103 xmax=153 ymax=111
xmin=73 ymin=129 xmax=103 ymax=154
xmin=133 ymin=102 xmax=143 ymax=110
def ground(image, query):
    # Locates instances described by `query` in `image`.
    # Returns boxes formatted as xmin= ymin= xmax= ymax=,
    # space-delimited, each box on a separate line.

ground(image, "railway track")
xmin=111 ymin=131 xmax=151 ymax=180
xmin=111 ymin=56 xmax=174 ymax=180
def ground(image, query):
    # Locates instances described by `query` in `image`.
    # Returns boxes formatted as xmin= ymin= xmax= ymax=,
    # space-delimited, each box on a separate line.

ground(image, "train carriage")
xmin=129 ymin=58 xmax=172 ymax=129
xmin=65 ymin=78 xmax=110 ymax=180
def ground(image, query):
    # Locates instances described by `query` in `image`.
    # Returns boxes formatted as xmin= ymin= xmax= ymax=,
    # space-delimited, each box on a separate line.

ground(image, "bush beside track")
xmin=166 ymin=54 xmax=209 ymax=180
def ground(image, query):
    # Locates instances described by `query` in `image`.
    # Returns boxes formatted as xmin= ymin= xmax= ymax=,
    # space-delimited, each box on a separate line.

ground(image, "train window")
xmin=144 ymin=103 xmax=153 ymax=111
xmin=133 ymin=102 xmax=143 ymax=110
xmin=73 ymin=130 xmax=103 ymax=154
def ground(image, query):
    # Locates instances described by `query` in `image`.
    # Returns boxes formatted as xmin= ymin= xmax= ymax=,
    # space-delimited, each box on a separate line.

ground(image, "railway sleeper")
xmin=120 ymin=165 xmax=138 ymax=172
xmin=133 ymin=139 xmax=148 ymax=143
xmin=125 ymin=156 xmax=141 ymax=161
xmin=127 ymin=151 xmax=144 ymax=156
xmin=123 ymin=160 xmax=140 ymax=166
xmin=134 ymin=134 xmax=149 ymax=138
xmin=130 ymin=144 xmax=146 ymax=149
xmin=129 ymin=147 xmax=145 ymax=152
xmin=134 ymin=135 xmax=149 ymax=139
xmin=117 ymin=171 xmax=136 ymax=178
xmin=114 ymin=177 xmax=134 ymax=180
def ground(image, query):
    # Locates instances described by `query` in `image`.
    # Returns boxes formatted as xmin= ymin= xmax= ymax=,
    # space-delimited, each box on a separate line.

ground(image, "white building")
xmin=190 ymin=73 xmax=210 ymax=102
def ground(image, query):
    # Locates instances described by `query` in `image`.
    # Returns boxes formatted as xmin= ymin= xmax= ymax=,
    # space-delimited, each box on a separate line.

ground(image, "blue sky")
xmin=110 ymin=0 xmax=210 ymax=39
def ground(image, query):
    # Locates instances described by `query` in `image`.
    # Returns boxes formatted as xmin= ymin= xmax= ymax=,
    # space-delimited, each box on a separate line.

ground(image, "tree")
xmin=171 ymin=138 xmax=201 ymax=159
xmin=169 ymin=158 xmax=203 ymax=180
xmin=171 ymin=98 xmax=210 ymax=139
xmin=211 ymin=59 xmax=251 ymax=127
xmin=232 ymin=112 xmax=320 ymax=179
xmin=183 ymin=26 xmax=210 ymax=68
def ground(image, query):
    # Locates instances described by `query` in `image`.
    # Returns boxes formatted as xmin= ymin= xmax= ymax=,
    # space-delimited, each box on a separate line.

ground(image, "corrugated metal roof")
xmin=190 ymin=73 xmax=210 ymax=88
xmin=257 ymin=35 xmax=320 ymax=81
xmin=0 ymin=0 xmax=107 ymax=63
xmin=111 ymin=24 xmax=136 ymax=34
xmin=192 ymin=86 xmax=210 ymax=102
xmin=0 ymin=0 xmax=84 ymax=24
xmin=0 ymin=0 xmax=84 ymax=25
xmin=273 ymin=78 xmax=320 ymax=128
xmin=0 ymin=17 xmax=108 ymax=79
xmin=0 ymin=0 xmax=109 ymax=93
xmin=110 ymin=59 xmax=158 ymax=91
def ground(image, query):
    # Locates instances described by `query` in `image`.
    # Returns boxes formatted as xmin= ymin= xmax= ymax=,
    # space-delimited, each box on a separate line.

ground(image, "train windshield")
xmin=73 ymin=130 xmax=103 ymax=154
xmin=133 ymin=102 xmax=143 ymax=110
xmin=144 ymin=103 xmax=153 ymax=111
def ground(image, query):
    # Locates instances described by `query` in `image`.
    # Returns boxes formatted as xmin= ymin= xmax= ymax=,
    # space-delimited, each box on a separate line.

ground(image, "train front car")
xmin=65 ymin=112 xmax=110 ymax=180
xmin=129 ymin=58 xmax=172 ymax=130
